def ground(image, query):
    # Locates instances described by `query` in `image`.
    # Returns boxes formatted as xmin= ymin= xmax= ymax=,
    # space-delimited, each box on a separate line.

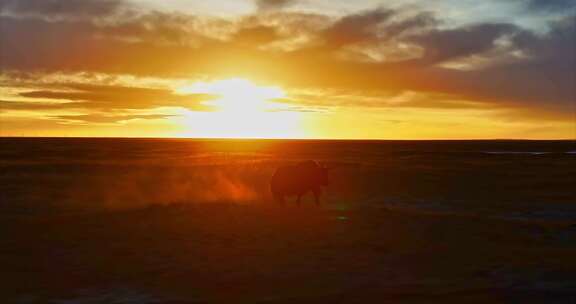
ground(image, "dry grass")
xmin=1 ymin=204 xmax=575 ymax=303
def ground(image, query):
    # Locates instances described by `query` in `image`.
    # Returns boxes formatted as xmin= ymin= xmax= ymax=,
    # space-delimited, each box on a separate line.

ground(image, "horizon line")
xmin=1 ymin=135 xmax=574 ymax=141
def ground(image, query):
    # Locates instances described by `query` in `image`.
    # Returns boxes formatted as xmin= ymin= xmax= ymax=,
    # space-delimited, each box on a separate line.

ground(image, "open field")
xmin=1 ymin=138 xmax=575 ymax=303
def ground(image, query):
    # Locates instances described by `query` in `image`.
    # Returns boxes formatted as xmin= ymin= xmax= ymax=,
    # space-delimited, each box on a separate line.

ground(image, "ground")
xmin=2 ymin=203 xmax=575 ymax=303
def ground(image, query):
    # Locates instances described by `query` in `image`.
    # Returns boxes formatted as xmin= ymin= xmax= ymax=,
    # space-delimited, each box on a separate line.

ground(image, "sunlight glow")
xmin=176 ymin=78 xmax=288 ymax=113
xmin=174 ymin=78 xmax=304 ymax=138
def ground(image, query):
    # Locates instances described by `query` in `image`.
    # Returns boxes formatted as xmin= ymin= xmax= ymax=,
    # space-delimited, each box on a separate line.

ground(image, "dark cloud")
xmin=256 ymin=0 xmax=295 ymax=12
xmin=323 ymin=8 xmax=396 ymax=47
xmin=319 ymin=8 xmax=439 ymax=48
xmin=282 ymin=13 xmax=575 ymax=113
xmin=524 ymin=0 xmax=576 ymax=12
xmin=0 ymin=0 xmax=125 ymax=19
xmin=513 ymin=15 xmax=576 ymax=60
xmin=410 ymin=23 xmax=519 ymax=65
xmin=393 ymin=14 xmax=575 ymax=114
xmin=97 ymin=11 xmax=210 ymax=46
xmin=0 ymin=16 xmax=111 ymax=72
xmin=231 ymin=25 xmax=280 ymax=46
xmin=379 ymin=12 xmax=437 ymax=39
xmin=0 ymin=7 xmax=234 ymax=74
xmin=0 ymin=13 xmax=275 ymax=76
xmin=473 ymin=15 xmax=576 ymax=110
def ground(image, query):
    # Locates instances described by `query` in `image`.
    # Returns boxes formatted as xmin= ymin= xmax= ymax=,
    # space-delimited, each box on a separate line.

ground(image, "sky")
xmin=0 ymin=0 xmax=575 ymax=139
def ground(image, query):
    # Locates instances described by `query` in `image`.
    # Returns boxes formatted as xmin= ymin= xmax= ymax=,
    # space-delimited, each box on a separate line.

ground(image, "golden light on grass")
xmin=174 ymin=78 xmax=304 ymax=138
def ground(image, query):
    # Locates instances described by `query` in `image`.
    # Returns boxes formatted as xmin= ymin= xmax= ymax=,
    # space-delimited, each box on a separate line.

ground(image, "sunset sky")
xmin=1 ymin=0 xmax=574 ymax=139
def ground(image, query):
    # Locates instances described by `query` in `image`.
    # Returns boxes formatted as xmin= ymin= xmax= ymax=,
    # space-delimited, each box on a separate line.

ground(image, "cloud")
xmin=97 ymin=11 xmax=216 ymax=46
xmin=283 ymin=13 xmax=575 ymax=114
xmin=379 ymin=11 xmax=437 ymax=39
xmin=0 ymin=100 xmax=85 ymax=110
xmin=286 ymin=90 xmax=493 ymax=110
xmin=231 ymin=25 xmax=280 ymax=46
xmin=409 ymin=23 xmax=519 ymax=65
xmin=0 ymin=0 xmax=125 ymax=20
xmin=12 ymin=84 xmax=215 ymax=111
xmin=524 ymin=0 xmax=576 ymax=12
xmin=322 ymin=8 xmax=396 ymax=47
xmin=255 ymin=0 xmax=296 ymax=12
xmin=0 ymin=12 xmax=229 ymax=74
xmin=49 ymin=113 xmax=174 ymax=124
xmin=0 ymin=0 xmax=574 ymax=121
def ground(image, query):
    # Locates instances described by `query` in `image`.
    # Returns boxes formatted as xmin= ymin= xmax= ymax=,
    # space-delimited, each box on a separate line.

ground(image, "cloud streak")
xmin=49 ymin=113 xmax=174 ymax=124
xmin=2 ymin=84 xmax=215 ymax=111
xmin=0 ymin=0 xmax=125 ymax=19
xmin=523 ymin=0 xmax=576 ymax=12
xmin=256 ymin=0 xmax=296 ymax=12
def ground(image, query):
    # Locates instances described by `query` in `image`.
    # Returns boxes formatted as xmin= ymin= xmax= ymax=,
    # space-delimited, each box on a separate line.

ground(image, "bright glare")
xmin=174 ymin=78 xmax=304 ymax=138
xmin=176 ymin=78 xmax=287 ymax=113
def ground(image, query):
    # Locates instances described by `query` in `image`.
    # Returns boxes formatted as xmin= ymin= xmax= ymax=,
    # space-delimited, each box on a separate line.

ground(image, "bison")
xmin=270 ymin=160 xmax=330 ymax=205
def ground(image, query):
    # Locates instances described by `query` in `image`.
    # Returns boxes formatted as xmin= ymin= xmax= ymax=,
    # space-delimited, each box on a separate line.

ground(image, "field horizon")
xmin=2 ymin=136 xmax=576 ymax=141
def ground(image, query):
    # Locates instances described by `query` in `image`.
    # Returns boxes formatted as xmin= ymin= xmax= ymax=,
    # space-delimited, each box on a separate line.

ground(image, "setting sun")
xmin=176 ymin=78 xmax=288 ymax=113
xmin=173 ymin=78 xmax=303 ymax=138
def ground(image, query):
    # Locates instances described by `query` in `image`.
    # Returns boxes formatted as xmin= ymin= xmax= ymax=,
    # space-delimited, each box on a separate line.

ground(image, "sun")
xmin=176 ymin=78 xmax=287 ymax=113
xmin=173 ymin=78 xmax=304 ymax=139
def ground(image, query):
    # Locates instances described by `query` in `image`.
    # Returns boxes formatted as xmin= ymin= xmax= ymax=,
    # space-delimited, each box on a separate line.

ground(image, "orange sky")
xmin=0 ymin=0 xmax=574 ymax=139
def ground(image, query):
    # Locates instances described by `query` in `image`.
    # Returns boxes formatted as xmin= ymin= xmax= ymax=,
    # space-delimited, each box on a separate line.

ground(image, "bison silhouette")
xmin=270 ymin=160 xmax=330 ymax=205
